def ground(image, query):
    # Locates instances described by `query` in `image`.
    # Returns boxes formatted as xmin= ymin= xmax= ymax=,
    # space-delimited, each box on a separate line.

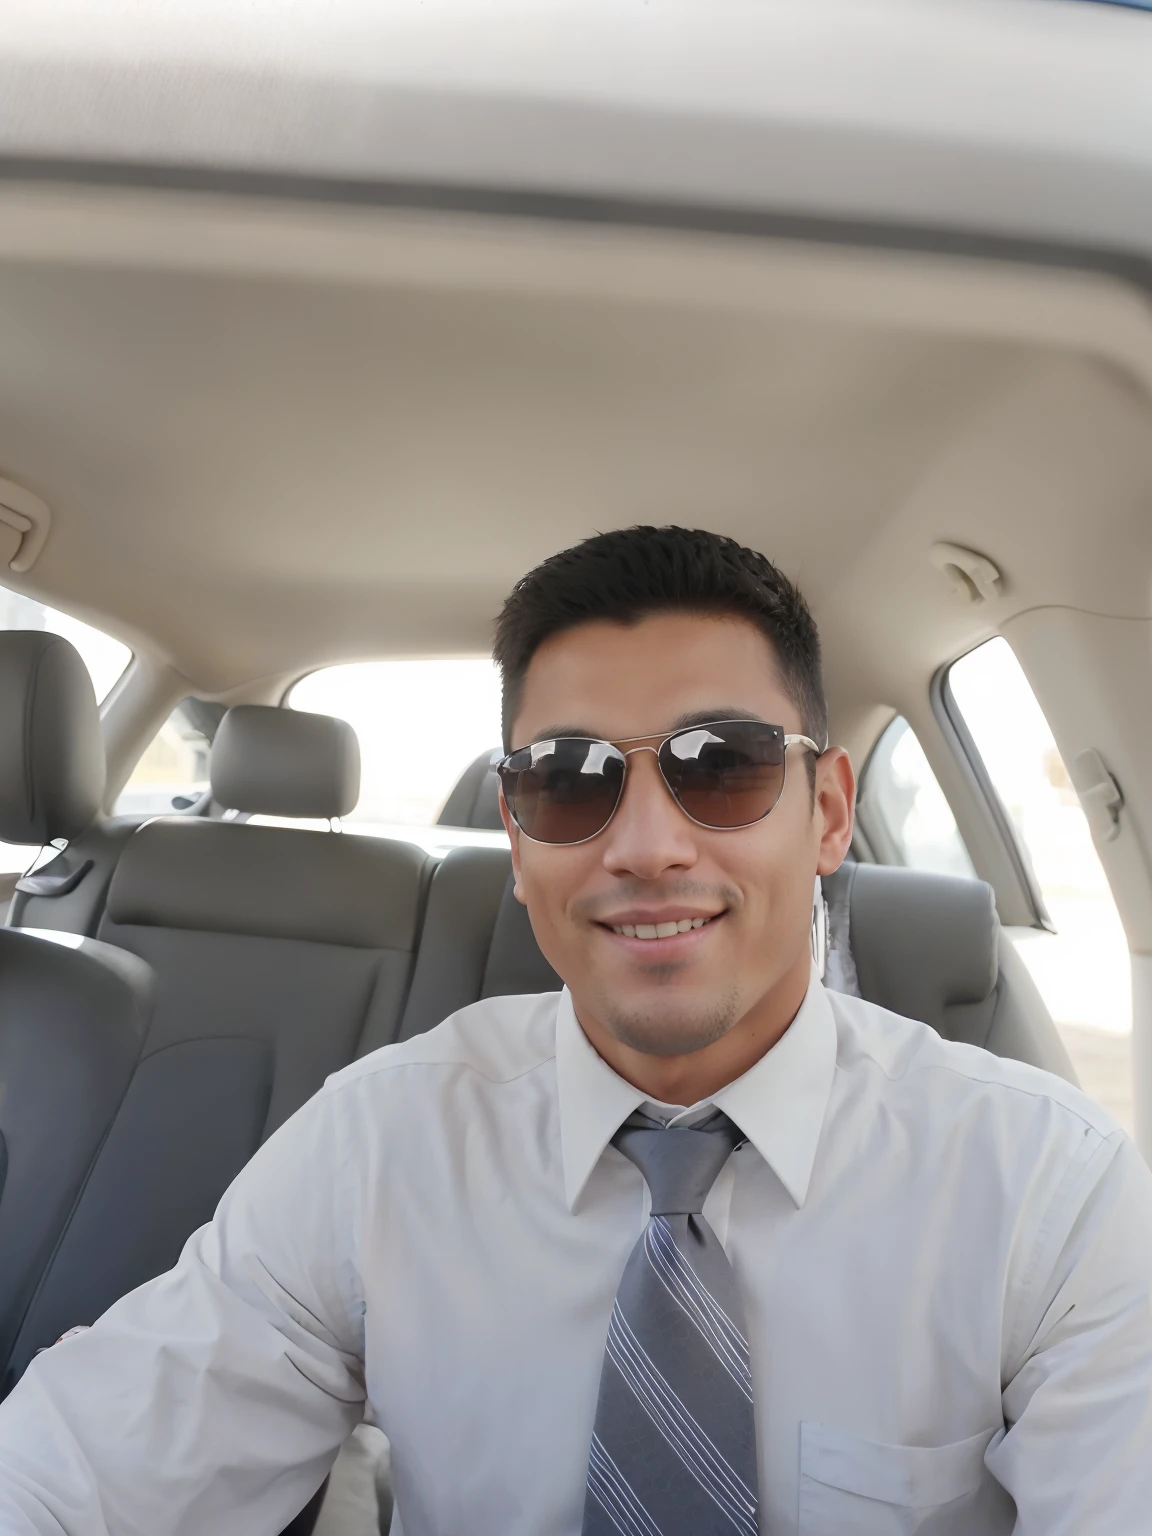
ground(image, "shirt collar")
xmin=556 ymin=989 xmax=646 ymax=1212
xmin=709 ymin=976 xmax=837 ymax=1208
xmin=555 ymin=974 xmax=838 ymax=1213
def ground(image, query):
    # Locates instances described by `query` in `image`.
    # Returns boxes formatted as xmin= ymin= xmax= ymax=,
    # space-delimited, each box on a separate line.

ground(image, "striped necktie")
xmin=582 ymin=1109 xmax=759 ymax=1536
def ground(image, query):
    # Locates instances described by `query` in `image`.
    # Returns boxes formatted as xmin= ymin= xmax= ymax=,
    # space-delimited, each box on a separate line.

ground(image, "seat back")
xmin=436 ymin=749 xmax=504 ymax=830
xmin=398 ymin=847 xmax=1076 ymax=1082
xmin=821 ymin=861 xmax=1077 ymax=1080
xmin=99 ymin=817 xmax=429 ymax=1131
xmin=0 ymin=929 xmax=152 ymax=1384
xmin=4 ymin=707 xmax=429 ymax=1382
xmin=389 ymin=845 xmax=558 ymax=1047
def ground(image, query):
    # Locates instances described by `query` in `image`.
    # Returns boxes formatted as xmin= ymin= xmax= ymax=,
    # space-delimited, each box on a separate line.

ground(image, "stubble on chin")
xmin=597 ymin=981 xmax=743 ymax=1059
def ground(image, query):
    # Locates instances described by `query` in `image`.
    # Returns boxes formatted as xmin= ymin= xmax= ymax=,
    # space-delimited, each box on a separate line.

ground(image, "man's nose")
xmin=599 ymin=749 xmax=699 ymax=880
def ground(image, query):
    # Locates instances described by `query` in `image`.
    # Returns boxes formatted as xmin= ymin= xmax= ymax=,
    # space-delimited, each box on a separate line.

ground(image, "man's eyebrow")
xmin=523 ymin=724 xmax=599 ymax=742
xmin=668 ymin=707 xmax=766 ymax=731
xmin=518 ymin=708 xmax=769 ymax=747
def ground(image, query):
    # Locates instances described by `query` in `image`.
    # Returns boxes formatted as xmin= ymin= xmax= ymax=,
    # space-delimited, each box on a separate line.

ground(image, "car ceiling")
xmin=1 ymin=188 xmax=1152 ymax=759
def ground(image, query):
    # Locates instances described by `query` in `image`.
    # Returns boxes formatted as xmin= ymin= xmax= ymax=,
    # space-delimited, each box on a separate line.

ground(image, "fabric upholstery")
xmin=481 ymin=878 xmax=562 ymax=999
xmin=210 ymin=704 xmax=360 ymax=819
xmin=0 ymin=929 xmax=152 ymax=1386
xmin=4 ymin=823 xmax=429 ymax=1386
xmin=821 ymin=861 xmax=1076 ymax=1082
xmin=393 ymin=846 xmax=559 ymax=1045
xmin=107 ymin=818 xmax=425 ymax=948
xmin=10 ymin=816 xmax=147 ymax=937
xmin=436 ymin=749 xmax=503 ymax=830
xmin=0 ymin=631 xmax=104 ymax=844
xmin=825 ymin=861 xmax=997 ymax=1014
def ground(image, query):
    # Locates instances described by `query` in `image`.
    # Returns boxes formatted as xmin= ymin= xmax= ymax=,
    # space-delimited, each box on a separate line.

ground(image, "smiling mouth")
xmin=605 ymin=914 xmax=721 ymax=941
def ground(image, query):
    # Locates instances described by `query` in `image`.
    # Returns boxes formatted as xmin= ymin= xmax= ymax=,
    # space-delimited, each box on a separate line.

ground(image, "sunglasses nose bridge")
xmin=597 ymin=743 xmax=700 ymax=874
xmin=614 ymin=741 xmax=683 ymax=820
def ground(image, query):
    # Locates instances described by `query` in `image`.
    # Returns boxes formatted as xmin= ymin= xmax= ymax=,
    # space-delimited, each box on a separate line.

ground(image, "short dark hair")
xmin=494 ymin=525 xmax=827 ymax=756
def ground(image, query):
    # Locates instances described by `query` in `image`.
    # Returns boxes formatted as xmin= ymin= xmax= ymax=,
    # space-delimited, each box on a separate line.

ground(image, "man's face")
xmin=504 ymin=611 xmax=854 ymax=1062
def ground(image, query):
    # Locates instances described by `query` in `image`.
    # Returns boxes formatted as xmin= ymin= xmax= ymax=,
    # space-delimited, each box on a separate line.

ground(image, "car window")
xmin=856 ymin=715 xmax=976 ymax=881
xmin=948 ymin=637 xmax=1131 ymax=1128
xmin=114 ymin=699 xmax=220 ymax=817
xmin=0 ymin=585 xmax=131 ymax=874
xmin=288 ymin=658 xmax=503 ymax=829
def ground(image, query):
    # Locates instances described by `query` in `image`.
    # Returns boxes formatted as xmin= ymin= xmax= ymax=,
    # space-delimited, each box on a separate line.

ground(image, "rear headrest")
xmin=0 ymin=630 xmax=105 ymax=844
xmin=437 ymin=748 xmax=504 ymax=830
xmin=210 ymin=704 xmax=360 ymax=820
xmin=104 ymin=818 xmax=426 ymax=949
xmin=822 ymin=862 xmax=998 ymax=1029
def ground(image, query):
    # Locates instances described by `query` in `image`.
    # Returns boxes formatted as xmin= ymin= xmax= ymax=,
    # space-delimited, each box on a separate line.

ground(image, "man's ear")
xmin=499 ymin=787 xmax=527 ymax=904
xmin=814 ymin=747 xmax=856 ymax=877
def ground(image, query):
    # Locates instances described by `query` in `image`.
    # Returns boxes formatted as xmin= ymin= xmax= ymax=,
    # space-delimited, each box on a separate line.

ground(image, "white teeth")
xmin=610 ymin=916 xmax=714 ymax=939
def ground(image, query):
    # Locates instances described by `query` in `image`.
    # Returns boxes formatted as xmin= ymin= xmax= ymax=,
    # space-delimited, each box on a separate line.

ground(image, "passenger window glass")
xmin=0 ymin=585 xmax=131 ymax=874
xmin=114 ymin=700 xmax=219 ymax=816
xmin=857 ymin=716 xmax=976 ymax=881
xmin=288 ymin=658 xmax=503 ymax=829
xmin=949 ymin=637 xmax=1131 ymax=1128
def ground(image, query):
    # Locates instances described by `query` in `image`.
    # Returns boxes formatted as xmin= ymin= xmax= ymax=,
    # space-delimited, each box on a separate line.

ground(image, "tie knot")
xmin=612 ymin=1110 xmax=743 ymax=1216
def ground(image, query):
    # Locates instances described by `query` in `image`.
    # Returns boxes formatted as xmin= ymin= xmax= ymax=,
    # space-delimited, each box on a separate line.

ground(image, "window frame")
xmin=111 ymin=695 xmax=223 ymax=819
xmin=853 ymin=648 xmax=1057 ymax=934
xmin=853 ymin=713 xmax=968 ymax=879
xmin=929 ymin=655 xmax=1053 ymax=932
xmin=854 ymin=713 xmax=915 ymax=868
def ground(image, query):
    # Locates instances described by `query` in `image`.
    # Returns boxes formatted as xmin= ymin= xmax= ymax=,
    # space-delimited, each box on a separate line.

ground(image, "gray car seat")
xmin=4 ymin=705 xmax=429 ymax=1388
xmin=0 ymin=630 xmax=158 ymax=1379
xmin=393 ymin=845 xmax=1077 ymax=1083
xmin=820 ymin=860 xmax=1077 ymax=1081
xmin=0 ymin=928 xmax=153 ymax=1384
xmin=386 ymin=845 xmax=560 ymax=1047
xmin=0 ymin=630 xmax=154 ymax=938
xmin=0 ymin=631 xmax=105 ymax=857
xmin=436 ymin=748 xmax=503 ymax=830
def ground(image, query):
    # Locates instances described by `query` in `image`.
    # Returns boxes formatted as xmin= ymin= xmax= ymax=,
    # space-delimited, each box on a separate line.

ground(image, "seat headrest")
xmin=437 ymin=748 xmax=504 ymax=830
xmin=0 ymin=631 xmax=105 ymax=844
xmin=210 ymin=704 xmax=360 ymax=820
xmin=822 ymin=862 xmax=998 ymax=1029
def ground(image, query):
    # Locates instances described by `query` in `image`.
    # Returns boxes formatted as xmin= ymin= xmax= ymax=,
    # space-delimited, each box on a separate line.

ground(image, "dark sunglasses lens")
xmin=660 ymin=721 xmax=787 ymax=828
xmin=499 ymin=739 xmax=625 ymax=844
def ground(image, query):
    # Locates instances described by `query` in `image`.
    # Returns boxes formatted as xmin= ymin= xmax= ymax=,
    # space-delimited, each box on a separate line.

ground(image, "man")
xmin=0 ymin=525 xmax=1149 ymax=1534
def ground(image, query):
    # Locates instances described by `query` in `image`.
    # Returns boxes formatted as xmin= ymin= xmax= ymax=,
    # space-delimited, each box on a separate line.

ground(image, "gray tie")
xmin=582 ymin=1110 xmax=759 ymax=1536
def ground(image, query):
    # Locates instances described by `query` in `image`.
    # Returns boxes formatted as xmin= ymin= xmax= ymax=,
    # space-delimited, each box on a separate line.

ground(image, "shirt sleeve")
xmin=987 ymin=1127 xmax=1152 ymax=1534
xmin=0 ymin=1079 xmax=367 ymax=1536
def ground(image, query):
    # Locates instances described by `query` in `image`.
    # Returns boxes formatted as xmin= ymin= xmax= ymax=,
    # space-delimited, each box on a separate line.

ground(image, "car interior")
xmin=2 ymin=4 xmax=1151 ymax=1531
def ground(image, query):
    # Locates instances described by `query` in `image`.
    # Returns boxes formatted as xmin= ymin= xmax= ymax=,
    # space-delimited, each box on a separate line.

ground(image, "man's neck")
xmin=574 ymin=956 xmax=812 ymax=1104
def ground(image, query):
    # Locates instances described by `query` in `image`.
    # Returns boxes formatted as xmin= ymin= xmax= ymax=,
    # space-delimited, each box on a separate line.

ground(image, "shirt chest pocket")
xmin=798 ymin=1422 xmax=997 ymax=1535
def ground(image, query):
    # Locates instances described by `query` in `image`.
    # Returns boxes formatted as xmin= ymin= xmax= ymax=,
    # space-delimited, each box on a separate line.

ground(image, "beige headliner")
xmin=2 ymin=186 xmax=1152 ymax=758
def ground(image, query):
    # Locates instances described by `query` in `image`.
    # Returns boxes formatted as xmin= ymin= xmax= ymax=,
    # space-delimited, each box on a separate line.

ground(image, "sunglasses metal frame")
xmin=497 ymin=720 xmax=822 ymax=846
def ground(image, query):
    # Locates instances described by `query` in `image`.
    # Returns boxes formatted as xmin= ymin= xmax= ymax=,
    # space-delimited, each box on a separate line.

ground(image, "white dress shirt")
xmin=0 ymin=979 xmax=1149 ymax=1535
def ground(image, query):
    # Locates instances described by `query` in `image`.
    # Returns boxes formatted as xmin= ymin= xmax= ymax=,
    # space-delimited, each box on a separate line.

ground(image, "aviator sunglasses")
xmin=497 ymin=719 xmax=821 ymax=846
